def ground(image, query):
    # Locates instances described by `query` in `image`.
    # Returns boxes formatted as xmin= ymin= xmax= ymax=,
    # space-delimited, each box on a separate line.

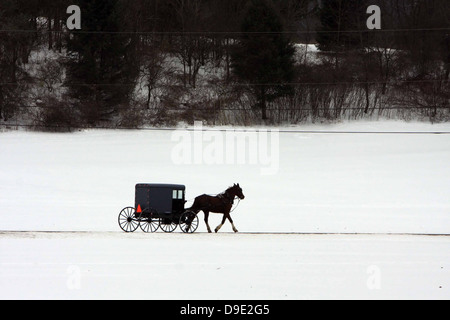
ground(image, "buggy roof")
xmin=136 ymin=183 xmax=185 ymax=190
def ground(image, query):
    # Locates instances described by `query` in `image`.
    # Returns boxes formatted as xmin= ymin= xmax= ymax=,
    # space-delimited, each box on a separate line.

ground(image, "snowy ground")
xmin=1 ymin=231 xmax=449 ymax=300
xmin=1 ymin=120 xmax=450 ymax=299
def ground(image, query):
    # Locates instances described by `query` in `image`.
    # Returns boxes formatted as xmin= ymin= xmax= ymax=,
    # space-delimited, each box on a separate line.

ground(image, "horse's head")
xmin=232 ymin=183 xmax=245 ymax=200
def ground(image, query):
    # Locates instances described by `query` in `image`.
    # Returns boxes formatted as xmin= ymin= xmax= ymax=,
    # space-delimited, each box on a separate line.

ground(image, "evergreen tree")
xmin=0 ymin=0 xmax=37 ymax=121
xmin=232 ymin=0 xmax=295 ymax=120
xmin=66 ymin=0 xmax=138 ymax=124
xmin=317 ymin=0 xmax=368 ymax=52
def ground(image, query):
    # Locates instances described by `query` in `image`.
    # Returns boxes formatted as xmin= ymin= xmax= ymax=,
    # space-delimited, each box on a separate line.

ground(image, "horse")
xmin=188 ymin=183 xmax=245 ymax=233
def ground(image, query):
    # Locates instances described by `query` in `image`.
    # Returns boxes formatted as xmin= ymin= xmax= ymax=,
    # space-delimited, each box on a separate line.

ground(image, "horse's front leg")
xmin=225 ymin=208 xmax=238 ymax=232
xmin=215 ymin=215 xmax=227 ymax=233
xmin=229 ymin=214 xmax=238 ymax=233
xmin=215 ymin=212 xmax=238 ymax=233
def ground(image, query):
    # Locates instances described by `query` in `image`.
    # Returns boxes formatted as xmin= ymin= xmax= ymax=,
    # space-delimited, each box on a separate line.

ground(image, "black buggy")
xmin=118 ymin=184 xmax=199 ymax=233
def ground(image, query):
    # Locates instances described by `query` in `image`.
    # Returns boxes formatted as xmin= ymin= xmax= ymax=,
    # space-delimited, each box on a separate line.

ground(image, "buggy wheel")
xmin=179 ymin=211 xmax=199 ymax=233
xmin=118 ymin=207 xmax=139 ymax=233
xmin=139 ymin=211 xmax=160 ymax=233
xmin=159 ymin=218 xmax=177 ymax=233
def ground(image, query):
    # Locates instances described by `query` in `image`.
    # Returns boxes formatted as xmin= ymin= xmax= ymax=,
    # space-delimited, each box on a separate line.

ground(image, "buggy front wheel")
xmin=179 ymin=211 xmax=199 ymax=233
xmin=118 ymin=207 xmax=139 ymax=232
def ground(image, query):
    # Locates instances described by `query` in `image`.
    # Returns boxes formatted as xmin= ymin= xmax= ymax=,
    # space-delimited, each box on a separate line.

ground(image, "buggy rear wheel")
xmin=118 ymin=207 xmax=139 ymax=232
xmin=179 ymin=211 xmax=199 ymax=233
xmin=139 ymin=210 xmax=160 ymax=233
xmin=159 ymin=218 xmax=177 ymax=233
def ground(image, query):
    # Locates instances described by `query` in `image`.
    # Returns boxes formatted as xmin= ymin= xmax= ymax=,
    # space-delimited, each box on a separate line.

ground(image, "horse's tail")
xmin=186 ymin=194 xmax=207 ymax=213
xmin=187 ymin=208 xmax=201 ymax=214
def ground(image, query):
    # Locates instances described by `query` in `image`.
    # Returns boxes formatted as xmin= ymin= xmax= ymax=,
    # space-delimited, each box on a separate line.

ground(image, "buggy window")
xmin=173 ymin=190 xmax=183 ymax=200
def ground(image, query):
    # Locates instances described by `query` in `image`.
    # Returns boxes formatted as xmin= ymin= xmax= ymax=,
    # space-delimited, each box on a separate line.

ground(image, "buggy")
xmin=118 ymin=184 xmax=198 ymax=233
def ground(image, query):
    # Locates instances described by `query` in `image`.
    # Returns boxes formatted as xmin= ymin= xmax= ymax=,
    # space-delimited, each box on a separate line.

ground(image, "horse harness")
xmin=217 ymin=190 xmax=235 ymax=205
xmin=199 ymin=190 xmax=238 ymax=212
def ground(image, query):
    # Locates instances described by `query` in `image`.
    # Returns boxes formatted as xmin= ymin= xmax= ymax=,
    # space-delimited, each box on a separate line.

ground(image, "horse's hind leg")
xmin=203 ymin=210 xmax=212 ymax=233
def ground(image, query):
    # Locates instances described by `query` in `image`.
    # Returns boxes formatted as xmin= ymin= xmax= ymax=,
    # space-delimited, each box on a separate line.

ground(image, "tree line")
xmin=0 ymin=0 xmax=449 ymax=129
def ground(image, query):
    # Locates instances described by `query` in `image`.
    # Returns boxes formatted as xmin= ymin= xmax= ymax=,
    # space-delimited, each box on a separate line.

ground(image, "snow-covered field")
xmin=1 ymin=120 xmax=450 ymax=299
xmin=1 ymin=231 xmax=449 ymax=300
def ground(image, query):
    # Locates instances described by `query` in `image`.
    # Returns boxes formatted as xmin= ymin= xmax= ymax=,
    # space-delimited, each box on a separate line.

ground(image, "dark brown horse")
xmin=188 ymin=183 xmax=245 ymax=233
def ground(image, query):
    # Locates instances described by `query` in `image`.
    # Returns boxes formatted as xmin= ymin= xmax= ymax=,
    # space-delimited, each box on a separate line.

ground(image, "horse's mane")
xmin=218 ymin=185 xmax=236 ymax=197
